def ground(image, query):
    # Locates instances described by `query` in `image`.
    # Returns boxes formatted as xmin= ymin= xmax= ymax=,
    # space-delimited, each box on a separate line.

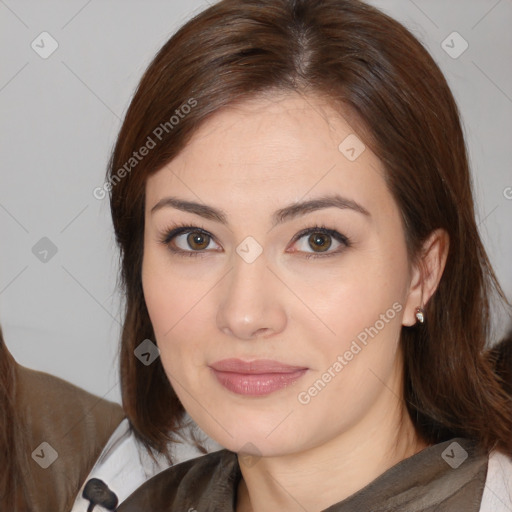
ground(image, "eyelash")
xmin=158 ymin=222 xmax=351 ymax=259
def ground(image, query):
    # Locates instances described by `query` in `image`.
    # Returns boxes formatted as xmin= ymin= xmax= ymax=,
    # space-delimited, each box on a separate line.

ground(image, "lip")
xmin=209 ymin=358 xmax=308 ymax=396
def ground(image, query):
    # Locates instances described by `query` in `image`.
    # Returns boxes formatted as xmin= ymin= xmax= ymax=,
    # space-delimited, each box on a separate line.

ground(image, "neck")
xmin=236 ymin=375 xmax=428 ymax=512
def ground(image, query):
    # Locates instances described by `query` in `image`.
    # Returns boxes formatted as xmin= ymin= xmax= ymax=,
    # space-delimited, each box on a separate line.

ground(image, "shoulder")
xmin=15 ymin=363 xmax=125 ymax=511
xmin=70 ymin=419 xmax=170 ymax=511
xmin=117 ymin=449 xmax=239 ymax=511
xmin=480 ymin=449 xmax=512 ymax=512
xmin=16 ymin=364 xmax=124 ymax=447
xmin=71 ymin=414 xmax=223 ymax=511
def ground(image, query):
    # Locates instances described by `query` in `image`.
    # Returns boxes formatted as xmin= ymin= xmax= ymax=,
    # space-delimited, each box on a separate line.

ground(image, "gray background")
xmin=1 ymin=0 xmax=511 ymax=403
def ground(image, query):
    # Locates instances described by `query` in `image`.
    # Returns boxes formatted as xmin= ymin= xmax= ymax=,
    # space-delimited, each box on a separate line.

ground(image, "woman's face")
xmin=142 ymin=92 xmax=420 ymax=457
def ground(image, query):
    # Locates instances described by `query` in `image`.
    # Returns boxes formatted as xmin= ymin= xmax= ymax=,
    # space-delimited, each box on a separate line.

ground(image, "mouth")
xmin=209 ymin=358 xmax=308 ymax=396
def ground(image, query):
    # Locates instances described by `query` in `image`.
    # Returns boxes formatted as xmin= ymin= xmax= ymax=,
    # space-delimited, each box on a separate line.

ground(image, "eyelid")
xmin=290 ymin=226 xmax=349 ymax=246
xmin=160 ymin=224 xmax=212 ymax=245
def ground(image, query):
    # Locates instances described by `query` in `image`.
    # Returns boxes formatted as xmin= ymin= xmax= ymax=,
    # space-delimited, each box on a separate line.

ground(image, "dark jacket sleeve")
xmin=15 ymin=364 xmax=125 ymax=512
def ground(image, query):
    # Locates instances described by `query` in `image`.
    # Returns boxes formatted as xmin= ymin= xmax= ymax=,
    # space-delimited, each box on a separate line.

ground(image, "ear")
xmin=402 ymin=228 xmax=449 ymax=326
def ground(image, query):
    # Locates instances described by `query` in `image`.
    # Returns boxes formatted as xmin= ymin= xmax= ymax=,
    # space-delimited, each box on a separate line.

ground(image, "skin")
xmin=142 ymin=91 xmax=449 ymax=512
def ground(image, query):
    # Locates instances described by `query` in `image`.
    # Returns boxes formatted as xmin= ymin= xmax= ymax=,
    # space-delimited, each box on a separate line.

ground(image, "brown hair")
xmin=0 ymin=327 xmax=28 ymax=509
xmin=109 ymin=0 xmax=512 ymax=458
xmin=488 ymin=330 xmax=512 ymax=398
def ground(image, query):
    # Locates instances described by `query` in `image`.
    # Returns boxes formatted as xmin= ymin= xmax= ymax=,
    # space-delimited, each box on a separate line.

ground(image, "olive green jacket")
xmin=117 ymin=437 xmax=493 ymax=511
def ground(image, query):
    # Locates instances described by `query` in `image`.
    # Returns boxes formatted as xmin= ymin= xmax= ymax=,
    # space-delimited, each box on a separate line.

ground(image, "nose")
xmin=216 ymin=255 xmax=287 ymax=341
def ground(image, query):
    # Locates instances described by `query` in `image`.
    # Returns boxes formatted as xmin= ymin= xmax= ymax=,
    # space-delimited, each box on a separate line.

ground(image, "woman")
xmin=104 ymin=0 xmax=512 ymax=509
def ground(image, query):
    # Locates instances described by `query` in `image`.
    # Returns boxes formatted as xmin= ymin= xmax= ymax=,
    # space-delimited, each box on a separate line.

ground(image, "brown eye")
xmin=290 ymin=227 xmax=348 ymax=257
xmin=308 ymin=232 xmax=332 ymax=252
xmin=162 ymin=226 xmax=221 ymax=256
xmin=187 ymin=231 xmax=210 ymax=250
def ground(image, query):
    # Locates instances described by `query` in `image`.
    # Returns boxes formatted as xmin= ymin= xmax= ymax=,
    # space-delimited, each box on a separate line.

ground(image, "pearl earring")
xmin=415 ymin=307 xmax=425 ymax=324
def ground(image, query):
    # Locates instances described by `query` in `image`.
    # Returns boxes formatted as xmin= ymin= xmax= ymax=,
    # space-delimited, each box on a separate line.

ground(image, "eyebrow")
xmin=150 ymin=194 xmax=371 ymax=226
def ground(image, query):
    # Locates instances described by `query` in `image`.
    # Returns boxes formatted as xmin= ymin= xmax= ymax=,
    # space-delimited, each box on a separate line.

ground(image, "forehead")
xmin=145 ymin=92 xmax=393 ymax=219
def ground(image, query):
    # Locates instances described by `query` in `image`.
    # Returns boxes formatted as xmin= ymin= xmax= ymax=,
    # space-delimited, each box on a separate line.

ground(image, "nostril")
xmin=253 ymin=327 xmax=272 ymax=338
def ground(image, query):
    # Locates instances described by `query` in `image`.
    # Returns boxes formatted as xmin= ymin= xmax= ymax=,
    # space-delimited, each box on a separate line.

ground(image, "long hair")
xmin=489 ymin=330 xmax=512 ymax=398
xmin=0 ymin=326 xmax=27 ymax=509
xmin=108 ymin=0 xmax=512 ymax=458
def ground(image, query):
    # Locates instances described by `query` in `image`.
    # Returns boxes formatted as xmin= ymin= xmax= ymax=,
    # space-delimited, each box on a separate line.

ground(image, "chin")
xmin=195 ymin=411 xmax=303 ymax=457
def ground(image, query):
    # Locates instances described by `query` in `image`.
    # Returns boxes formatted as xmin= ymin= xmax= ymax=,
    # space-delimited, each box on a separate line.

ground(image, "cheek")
xmin=141 ymin=247 xmax=215 ymax=369
xmin=311 ymin=283 xmax=404 ymax=382
xmin=292 ymin=266 xmax=407 ymax=428
xmin=291 ymin=248 xmax=408 ymax=340
xmin=296 ymin=254 xmax=410 ymax=393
